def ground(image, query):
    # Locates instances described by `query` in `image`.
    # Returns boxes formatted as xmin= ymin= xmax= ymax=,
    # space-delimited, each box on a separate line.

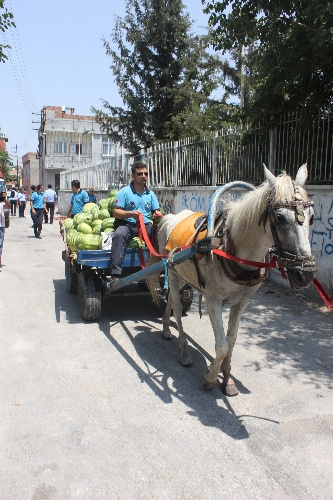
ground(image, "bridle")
xmin=264 ymin=190 xmax=316 ymax=274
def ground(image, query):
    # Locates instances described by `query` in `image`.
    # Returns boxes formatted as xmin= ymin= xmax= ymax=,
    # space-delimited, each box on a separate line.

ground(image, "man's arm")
xmin=113 ymin=207 xmax=141 ymax=221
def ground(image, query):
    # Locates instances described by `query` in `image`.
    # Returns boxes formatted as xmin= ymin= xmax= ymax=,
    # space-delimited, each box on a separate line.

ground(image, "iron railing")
xmin=60 ymin=108 xmax=332 ymax=189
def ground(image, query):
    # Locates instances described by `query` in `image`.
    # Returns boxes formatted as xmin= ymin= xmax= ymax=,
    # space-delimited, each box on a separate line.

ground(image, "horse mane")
xmin=226 ymin=172 xmax=308 ymax=245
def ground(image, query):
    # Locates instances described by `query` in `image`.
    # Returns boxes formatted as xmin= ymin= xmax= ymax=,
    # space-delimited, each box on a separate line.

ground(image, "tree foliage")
xmin=0 ymin=1 xmax=15 ymax=63
xmin=0 ymin=149 xmax=13 ymax=179
xmin=204 ymin=0 xmax=333 ymax=124
xmin=93 ymin=0 xmax=235 ymax=154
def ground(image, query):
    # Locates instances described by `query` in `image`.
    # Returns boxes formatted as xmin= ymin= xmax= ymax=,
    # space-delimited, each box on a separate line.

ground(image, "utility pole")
xmin=240 ymin=45 xmax=245 ymax=109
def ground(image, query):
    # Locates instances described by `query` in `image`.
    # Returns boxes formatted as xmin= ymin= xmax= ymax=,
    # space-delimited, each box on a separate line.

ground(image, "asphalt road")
xmin=1 ymin=213 xmax=332 ymax=500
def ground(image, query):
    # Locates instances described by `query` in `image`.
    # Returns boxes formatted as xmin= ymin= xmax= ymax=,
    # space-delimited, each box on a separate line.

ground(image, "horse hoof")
xmin=202 ymin=371 xmax=217 ymax=390
xmin=221 ymin=383 xmax=238 ymax=397
xmin=162 ymin=331 xmax=173 ymax=340
xmin=180 ymin=355 xmax=192 ymax=367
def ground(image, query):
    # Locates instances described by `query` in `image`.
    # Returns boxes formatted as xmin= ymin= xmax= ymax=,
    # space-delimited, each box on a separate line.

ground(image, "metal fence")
xmin=60 ymin=156 xmax=132 ymax=191
xmin=60 ymin=108 xmax=332 ymax=189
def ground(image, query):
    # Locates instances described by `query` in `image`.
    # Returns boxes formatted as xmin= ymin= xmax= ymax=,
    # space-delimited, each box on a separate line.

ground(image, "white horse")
xmin=148 ymin=165 xmax=315 ymax=396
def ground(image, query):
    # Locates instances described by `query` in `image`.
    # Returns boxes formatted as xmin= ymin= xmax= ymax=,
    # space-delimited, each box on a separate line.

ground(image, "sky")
xmin=0 ymin=0 xmax=214 ymax=167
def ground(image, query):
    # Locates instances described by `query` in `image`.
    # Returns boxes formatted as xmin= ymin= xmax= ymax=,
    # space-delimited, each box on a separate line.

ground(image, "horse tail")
xmin=146 ymin=254 xmax=163 ymax=305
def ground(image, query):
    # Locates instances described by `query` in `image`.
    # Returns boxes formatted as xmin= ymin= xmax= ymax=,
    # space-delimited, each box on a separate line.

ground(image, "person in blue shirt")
xmin=88 ymin=188 xmax=97 ymax=204
xmin=67 ymin=180 xmax=89 ymax=218
xmin=109 ymin=162 xmax=162 ymax=288
xmin=31 ymin=184 xmax=45 ymax=239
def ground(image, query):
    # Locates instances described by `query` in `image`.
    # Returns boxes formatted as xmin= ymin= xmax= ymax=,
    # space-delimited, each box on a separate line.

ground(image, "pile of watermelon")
xmin=63 ymin=189 xmax=146 ymax=251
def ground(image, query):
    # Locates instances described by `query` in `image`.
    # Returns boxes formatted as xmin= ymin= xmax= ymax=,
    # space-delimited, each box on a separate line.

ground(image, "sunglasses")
xmin=136 ymin=172 xmax=148 ymax=176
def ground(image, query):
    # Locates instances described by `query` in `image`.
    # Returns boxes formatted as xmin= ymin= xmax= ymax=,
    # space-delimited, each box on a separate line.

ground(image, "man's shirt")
xmin=113 ymin=183 xmax=159 ymax=225
xmin=31 ymin=192 xmax=44 ymax=209
xmin=44 ymin=189 xmax=57 ymax=203
xmin=71 ymin=189 xmax=89 ymax=215
xmin=88 ymin=194 xmax=97 ymax=203
xmin=18 ymin=193 xmax=27 ymax=202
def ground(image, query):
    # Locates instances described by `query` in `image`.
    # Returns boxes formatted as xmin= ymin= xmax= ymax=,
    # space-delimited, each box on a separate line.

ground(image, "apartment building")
xmin=37 ymin=106 xmax=120 ymax=190
xmin=22 ymin=152 xmax=39 ymax=194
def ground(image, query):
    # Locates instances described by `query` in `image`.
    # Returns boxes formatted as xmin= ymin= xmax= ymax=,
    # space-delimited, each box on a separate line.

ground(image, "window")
xmin=54 ymin=137 xmax=68 ymax=155
xmin=102 ymin=137 xmax=115 ymax=156
xmin=74 ymin=143 xmax=82 ymax=155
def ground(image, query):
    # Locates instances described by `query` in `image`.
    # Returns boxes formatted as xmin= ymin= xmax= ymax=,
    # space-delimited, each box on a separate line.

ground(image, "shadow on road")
xmin=53 ymin=277 xmax=332 ymax=437
xmin=53 ymin=278 xmax=82 ymax=324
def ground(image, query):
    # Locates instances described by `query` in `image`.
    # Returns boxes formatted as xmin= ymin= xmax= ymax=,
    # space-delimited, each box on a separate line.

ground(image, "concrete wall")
xmin=58 ymin=184 xmax=333 ymax=294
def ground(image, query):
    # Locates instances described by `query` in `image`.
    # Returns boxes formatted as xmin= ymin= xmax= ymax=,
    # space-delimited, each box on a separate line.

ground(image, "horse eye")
xmin=276 ymin=211 xmax=285 ymax=221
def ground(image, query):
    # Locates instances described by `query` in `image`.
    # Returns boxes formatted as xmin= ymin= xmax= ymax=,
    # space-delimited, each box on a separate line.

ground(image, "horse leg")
xmin=168 ymin=270 xmax=193 ymax=366
xmin=162 ymin=292 xmax=173 ymax=340
xmin=202 ymin=295 xmax=228 ymax=390
xmin=220 ymin=301 xmax=249 ymax=396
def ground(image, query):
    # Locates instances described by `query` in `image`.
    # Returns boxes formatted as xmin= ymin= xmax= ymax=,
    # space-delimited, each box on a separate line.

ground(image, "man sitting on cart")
xmin=67 ymin=180 xmax=89 ymax=218
xmin=108 ymin=162 xmax=163 ymax=289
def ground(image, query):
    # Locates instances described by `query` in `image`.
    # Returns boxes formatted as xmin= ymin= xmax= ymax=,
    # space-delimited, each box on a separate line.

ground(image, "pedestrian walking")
xmin=31 ymin=185 xmax=45 ymax=239
xmin=9 ymin=187 xmax=18 ymax=216
xmin=17 ymin=188 xmax=27 ymax=217
xmin=30 ymin=185 xmax=36 ymax=227
xmin=0 ymin=191 xmax=11 ymax=270
xmin=44 ymin=184 xmax=57 ymax=224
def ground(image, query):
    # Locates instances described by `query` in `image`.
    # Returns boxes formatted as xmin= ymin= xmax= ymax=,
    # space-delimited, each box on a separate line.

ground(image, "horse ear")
xmin=295 ymin=163 xmax=308 ymax=186
xmin=263 ymin=164 xmax=276 ymax=186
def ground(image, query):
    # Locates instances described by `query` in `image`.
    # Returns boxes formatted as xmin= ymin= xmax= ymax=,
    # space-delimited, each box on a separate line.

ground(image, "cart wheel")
xmin=153 ymin=284 xmax=193 ymax=314
xmin=65 ymin=251 xmax=79 ymax=294
xmin=179 ymin=284 xmax=193 ymax=313
xmin=78 ymin=271 xmax=102 ymax=321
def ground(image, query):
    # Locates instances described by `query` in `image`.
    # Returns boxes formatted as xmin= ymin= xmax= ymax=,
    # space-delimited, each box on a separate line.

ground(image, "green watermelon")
xmin=63 ymin=218 xmax=74 ymax=229
xmin=77 ymin=222 xmax=93 ymax=234
xmin=108 ymin=189 xmax=118 ymax=198
xmin=98 ymin=209 xmax=110 ymax=220
xmin=77 ymin=234 xmax=102 ymax=250
xmin=98 ymin=199 xmax=109 ymax=210
xmin=101 ymin=217 xmax=115 ymax=231
xmin=73 ymin=212 xmax=93 ymax=228
xmin=82 ymin=203 xmax=99 ymax=220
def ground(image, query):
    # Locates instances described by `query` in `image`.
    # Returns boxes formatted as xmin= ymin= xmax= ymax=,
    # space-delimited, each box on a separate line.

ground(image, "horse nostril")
xmin=288 ymin=269 xmax=315 ymax=289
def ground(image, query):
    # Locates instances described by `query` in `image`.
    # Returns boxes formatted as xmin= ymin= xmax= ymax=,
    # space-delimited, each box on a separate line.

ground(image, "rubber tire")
xmin=78 ymin=271 xmax=102 ymax=321
xmin=179 ymin=284 xmax=193 ymax=314
xmin=154 ymin=284 xmax=193 ymax=314
xmin=65 ymin=251 xmax=79 ymax=294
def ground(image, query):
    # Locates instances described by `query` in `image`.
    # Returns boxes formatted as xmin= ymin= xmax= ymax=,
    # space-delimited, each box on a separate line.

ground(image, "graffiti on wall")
xmin=181 ymin=191 xmax=242 ymax=213
xmin=159 ymin=195 xmax=175 ymax=214
xmin=311 ymin=198 xmax=333 ymax=257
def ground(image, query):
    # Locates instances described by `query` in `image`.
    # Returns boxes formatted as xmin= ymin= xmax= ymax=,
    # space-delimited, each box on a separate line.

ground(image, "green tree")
xmin=93 ymin=0 xmax=235 ymax=154
xmin=204 ymin=0 xmax=333 ymax=124
xmin=0 ymin=149 xmax=13 ymax=179
xmin=0 ymin=0 xmax=15 ymax=63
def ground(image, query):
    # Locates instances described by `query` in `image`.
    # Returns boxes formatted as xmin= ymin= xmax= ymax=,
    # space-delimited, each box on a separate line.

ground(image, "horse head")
xmin=264 ymin=164 xmax=316 ymax=289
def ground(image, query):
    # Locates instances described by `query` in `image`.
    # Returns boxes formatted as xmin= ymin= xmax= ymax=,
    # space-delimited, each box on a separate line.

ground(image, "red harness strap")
xmin=312 ymin=278 xmax=333 ymax=310
xmin=136 ymin=213 xmax=168 ymax=268
xmin=213 ymin=248 xmax=276 ymax=269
